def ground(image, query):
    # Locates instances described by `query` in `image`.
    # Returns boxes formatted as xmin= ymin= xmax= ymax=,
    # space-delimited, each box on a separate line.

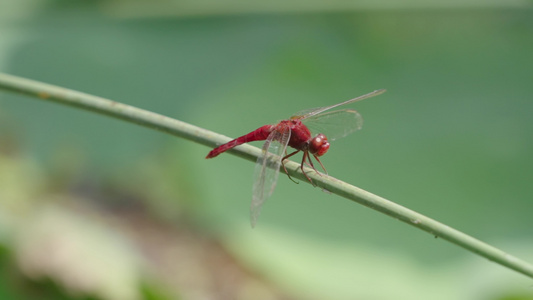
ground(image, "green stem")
xmin=1 ymin=72 xmax=532 ymax=278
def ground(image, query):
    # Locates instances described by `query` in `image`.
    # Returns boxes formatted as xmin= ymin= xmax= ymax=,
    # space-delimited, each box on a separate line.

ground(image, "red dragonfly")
xmin=206 ymin=89 xmax=386 ymax=227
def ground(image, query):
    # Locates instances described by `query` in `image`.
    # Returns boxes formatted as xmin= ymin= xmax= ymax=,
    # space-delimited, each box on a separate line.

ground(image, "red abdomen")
xmin=206 ymin=125 xmax=273 ymax=158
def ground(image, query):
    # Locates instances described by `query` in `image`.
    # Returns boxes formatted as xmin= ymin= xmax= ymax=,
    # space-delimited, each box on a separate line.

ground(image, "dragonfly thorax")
xmin=309 ymin=133 xmax=330 ymax=156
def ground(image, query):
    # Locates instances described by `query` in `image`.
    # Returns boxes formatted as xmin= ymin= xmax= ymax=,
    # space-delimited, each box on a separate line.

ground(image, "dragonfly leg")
xmin=282 ymin=150 xmax=300 ymax=184
xmin=300 ymin=151 xmax=315 ymax=186
xmin=303 ymin=158 xmax=314 ymax=169
xmin=306 ymin=154 xmax=323 ymax=177
xmin=312 ymin=154 xmax=328 ymax=175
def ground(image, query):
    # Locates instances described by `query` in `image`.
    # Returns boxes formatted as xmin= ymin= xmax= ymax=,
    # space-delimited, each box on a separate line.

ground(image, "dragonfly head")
xmin=309 ymin=133 xmax=330 ymax=156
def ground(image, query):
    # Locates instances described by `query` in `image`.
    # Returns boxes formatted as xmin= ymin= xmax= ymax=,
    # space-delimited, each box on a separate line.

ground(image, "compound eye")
xmin=310 ymin=134 xmax=330 ymax=156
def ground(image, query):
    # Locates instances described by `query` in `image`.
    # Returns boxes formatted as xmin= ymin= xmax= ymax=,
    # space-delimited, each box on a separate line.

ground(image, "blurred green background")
xmin=0 ymin=1 xmax=532 ymax=299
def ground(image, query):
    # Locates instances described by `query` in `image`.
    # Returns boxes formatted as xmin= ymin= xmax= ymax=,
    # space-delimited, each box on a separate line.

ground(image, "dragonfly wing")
xmin=292 ymin=106 xmax=323 ymax=119
xmin=302 ymin=109 xmax=363 ymax=141
xmin=292 ymin=89 xmax=386 ymax=119
xmin=251 ymin=127 xmax=291 ymax=227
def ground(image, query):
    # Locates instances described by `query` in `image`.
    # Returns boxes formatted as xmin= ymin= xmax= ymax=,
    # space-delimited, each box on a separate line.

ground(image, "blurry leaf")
xmin=139 ymin=281 xmax=176 ymax=300
xmin=100 ymin=0 xmax=531 ymax=18
xmin=14 ymin=204 xmax=143 ymax=300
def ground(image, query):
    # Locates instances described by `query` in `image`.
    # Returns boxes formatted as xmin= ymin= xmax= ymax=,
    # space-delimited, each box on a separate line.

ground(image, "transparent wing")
xmin=292 ymin=89 xmax=386 ymax=120
xmin=302 ymin=109 xmax=363 ymax=141
xmin=292 ymin=106 xmax=323 ymax=119
xmin=251 ymin=128 xmax=291 ymax=227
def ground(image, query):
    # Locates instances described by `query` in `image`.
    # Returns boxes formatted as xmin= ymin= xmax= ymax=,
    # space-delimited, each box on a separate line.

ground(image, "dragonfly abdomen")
xmin=206 ymin=125 xmax=273 ymax=158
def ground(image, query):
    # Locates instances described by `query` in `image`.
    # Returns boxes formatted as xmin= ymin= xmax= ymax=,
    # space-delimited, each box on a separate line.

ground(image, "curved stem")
xmin=0 ymin=72 xmax=532 ymax=279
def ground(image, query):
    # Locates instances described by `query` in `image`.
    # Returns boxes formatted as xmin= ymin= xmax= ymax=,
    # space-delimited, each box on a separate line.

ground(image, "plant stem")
xmin=1 ymin=72 xmax=532 ymax=279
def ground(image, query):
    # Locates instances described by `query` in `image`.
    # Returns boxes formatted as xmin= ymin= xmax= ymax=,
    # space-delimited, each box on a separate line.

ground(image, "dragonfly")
xmin=206 ymin=89 xmax=386 ymax=227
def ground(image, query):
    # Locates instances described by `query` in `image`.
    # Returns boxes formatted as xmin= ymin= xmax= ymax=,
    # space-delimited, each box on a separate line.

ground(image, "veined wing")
xmin=292 ymin=89 xmax=386 ymax=120
xmin=302 ymin=109 xmax=363 ymax=141
xmin=251 ymin=127 xmax=291 ymax=227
